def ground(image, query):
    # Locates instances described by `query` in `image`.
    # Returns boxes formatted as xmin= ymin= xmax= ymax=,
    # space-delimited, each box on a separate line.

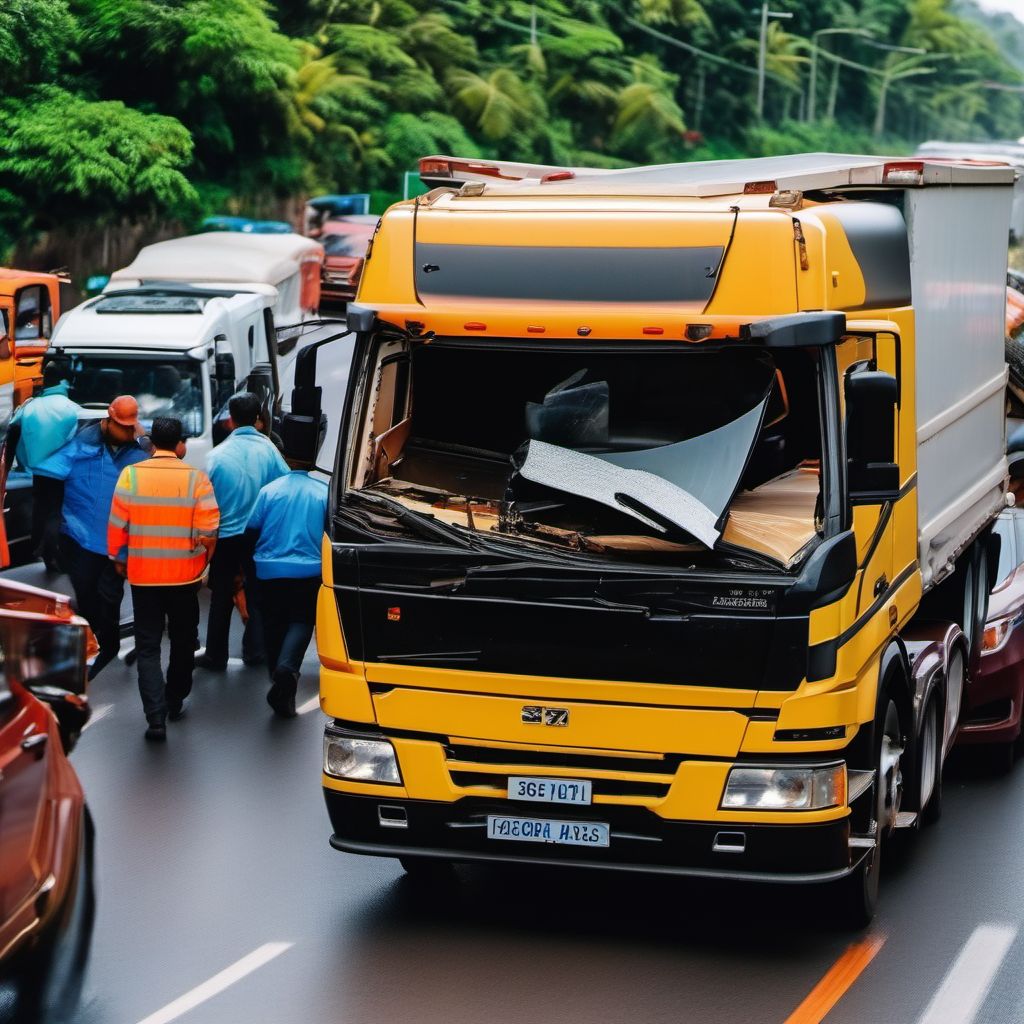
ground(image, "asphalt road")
xmin=3 ymin=559 xmax=1024 ymax=1024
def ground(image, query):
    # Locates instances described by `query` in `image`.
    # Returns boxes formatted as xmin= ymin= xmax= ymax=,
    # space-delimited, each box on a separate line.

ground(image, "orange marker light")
xmin=642 ymin=327 xmax=664 ymax=335
xmin=387 ymin=607 xmax=401 ymax=622
xmin=527 ymin=325 xmax=546 ymax=334
xmin=464 ymin=322 xmax=487 ymax=331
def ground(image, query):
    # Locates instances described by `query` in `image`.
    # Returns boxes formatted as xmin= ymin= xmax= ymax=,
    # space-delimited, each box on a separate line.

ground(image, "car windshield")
xmin=323 ymin=233 xmax=367 ymax=257
xmin=63 ymin=354 xmax=205 ymax=437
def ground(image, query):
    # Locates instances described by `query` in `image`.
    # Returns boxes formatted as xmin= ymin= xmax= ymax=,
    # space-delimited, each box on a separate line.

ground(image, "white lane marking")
xmin=917 ymin=923 xmax=1018 ymax=1024
xmin=297 ymin=695 xmax=321 ymax=715
xmin=134 ymin=942 xmax=292 ymax=1024
xmin=82 ymin=704 xmax=114 ymax=731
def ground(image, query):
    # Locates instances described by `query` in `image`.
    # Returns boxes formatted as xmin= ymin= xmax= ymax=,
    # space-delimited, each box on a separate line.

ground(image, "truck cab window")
xmin=14 ymin=285 xmax=50 ymax=342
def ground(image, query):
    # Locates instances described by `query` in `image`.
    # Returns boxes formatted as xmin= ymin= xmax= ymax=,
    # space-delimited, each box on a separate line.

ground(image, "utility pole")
xmin=808 ymin=28 xmax=874 ymax=122
xmin=756 ymin=4 xmax=793 ymax=120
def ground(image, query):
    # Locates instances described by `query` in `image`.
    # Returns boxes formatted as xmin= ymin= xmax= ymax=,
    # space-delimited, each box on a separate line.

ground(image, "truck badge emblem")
xmin=522 ymin=706 xmax=569 ymax=726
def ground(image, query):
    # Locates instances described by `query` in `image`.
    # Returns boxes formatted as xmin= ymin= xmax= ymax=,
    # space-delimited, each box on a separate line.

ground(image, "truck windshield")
xmin=63 ymin=354 xmax=205 ymax=437
xmin=345 ymin=339 xmax=825 ymax=568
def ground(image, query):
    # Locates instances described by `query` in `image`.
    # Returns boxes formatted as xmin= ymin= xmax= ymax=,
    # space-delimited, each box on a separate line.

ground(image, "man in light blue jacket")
xmin=5 ymin=363 xmax=82 ymax=571
xmin=197 ymin=392 xmax=289 ymax=670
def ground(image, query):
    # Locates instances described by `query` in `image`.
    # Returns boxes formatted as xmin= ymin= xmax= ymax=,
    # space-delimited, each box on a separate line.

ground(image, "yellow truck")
xmin=288 ymin=153 xmax=1015 ymax=925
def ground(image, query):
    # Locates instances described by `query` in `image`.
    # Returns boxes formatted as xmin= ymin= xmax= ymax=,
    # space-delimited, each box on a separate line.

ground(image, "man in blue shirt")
xmin=35 ymin=395 xmax=149 ymax=679
xmin=197 ymin=392 xmax=288 ymax=671
xmin=4 ymin=362 xmax=82 ymax=571
xmin=245 ymin=447 xmax=328 ymax=718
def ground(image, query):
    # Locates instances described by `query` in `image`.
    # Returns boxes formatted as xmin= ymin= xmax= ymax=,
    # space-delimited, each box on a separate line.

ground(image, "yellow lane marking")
xmin=783 ymin=933 xmax=887 ymax=1024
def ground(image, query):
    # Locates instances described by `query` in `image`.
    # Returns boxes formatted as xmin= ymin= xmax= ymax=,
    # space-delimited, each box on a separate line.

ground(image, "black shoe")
xmin=194 ymin=654 xmax=227 ymax=672
xmin=267 ymin=669 xmax=298 ymax=719
xmin=145 ymin=721 xmax=167 ymax=742
xmin=242 ymin=655 xmax=266 ymax=667
xmin=43 ymin=560 xmax=61 ymax=574
xmin=168 ymin=700 xmax=187 ymax=722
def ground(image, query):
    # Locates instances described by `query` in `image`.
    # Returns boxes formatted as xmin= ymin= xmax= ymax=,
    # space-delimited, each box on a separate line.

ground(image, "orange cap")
xmin=107 ymin=395 xmax=140 ymax=428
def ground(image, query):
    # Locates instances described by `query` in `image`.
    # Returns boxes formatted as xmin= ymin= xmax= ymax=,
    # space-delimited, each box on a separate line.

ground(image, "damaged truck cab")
xmin=299 ymin=154 xmax=1013 ymax=924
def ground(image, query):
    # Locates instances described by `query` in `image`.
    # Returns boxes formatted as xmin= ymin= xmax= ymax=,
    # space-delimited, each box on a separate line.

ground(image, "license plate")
xmin=486 ymin=815 xmax=610 ymax=848
xmin=508 ymin=776 xmax=592 ymax=805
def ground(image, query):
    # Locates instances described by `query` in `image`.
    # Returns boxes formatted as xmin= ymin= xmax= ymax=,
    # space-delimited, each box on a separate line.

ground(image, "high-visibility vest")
xmin=107 ymin=452 xmax=220 ymax=585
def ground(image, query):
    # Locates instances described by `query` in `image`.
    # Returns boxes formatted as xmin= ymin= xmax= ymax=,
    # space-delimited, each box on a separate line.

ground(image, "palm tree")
xmin=447 ymin=68 xmax=544 ymax=142
xmin=611 ymin=58 xmax=686 ymax=161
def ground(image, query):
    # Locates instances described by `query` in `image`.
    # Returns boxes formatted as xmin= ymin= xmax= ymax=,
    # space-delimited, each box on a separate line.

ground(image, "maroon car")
xmin=959 ymin=508 xmax=1024 ymax=768
xmin=319 ymin=216 xmax=377 ymax=306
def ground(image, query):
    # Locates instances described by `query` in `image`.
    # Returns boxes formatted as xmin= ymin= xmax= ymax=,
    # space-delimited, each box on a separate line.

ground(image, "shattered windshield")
xmin=347 ymin=340 xmax=824 ymax=568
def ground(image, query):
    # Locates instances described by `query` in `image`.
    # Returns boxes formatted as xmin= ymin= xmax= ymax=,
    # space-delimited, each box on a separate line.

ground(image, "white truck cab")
xmin=48 ymin=286 xmax=279 ymax=470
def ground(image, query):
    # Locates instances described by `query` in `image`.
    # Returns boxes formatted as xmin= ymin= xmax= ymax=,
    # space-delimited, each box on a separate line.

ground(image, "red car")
xmin=0 ymin=579 xmax=94 ymax=1020
xmin=959 ymin=508 xmax=1024 ymax=769
xmin=319 ymin=216 xmax=377 ymax=305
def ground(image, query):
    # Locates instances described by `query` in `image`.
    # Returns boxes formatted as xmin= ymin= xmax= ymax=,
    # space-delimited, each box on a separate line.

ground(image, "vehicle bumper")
xmin=324 ymin=790 xmax=864 ymax=884
xmin=959 ymin=654 xmax=1024 ymax=746
xmin=321 ymin=282 xmax=357 ymax=304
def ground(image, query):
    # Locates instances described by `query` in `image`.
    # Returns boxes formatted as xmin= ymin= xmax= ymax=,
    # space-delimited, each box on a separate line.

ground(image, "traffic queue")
xmin=0 ymin=225 xmax=337 ymax=1016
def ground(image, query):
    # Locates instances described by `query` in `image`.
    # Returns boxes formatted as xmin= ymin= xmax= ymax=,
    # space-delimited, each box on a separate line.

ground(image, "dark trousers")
xmin=256 ymin=576 xmax=319 ymax=679
xmin=31 ymin=475 xmax=63 ymax=569
xmin=60 ymin=534 xmax=125 ymax=669
xmin=131 ymin=584 xmax=200 ymax=722
xmin=203 ymin=534 xmax=263 ymax=665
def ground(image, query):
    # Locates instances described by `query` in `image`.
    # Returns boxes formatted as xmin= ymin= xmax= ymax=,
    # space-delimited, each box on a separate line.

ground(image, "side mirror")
xmin=846 ymin=369 xmax=899 ymax=505
xmin=25 ymin=685 xmax=90 ymax=754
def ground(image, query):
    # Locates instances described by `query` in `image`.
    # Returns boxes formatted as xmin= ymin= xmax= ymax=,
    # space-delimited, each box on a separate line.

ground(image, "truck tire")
xmin=838 ymin=697 xmax=904 ymax=928
xmin=919 ymin=696 xmax=943 ymax=825
xmin=919 ymin=539 xmax=989 ymax=666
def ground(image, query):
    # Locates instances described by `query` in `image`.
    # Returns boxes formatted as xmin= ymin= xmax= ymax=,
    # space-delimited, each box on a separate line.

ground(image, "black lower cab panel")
xmin=324 ymin=791 xmax=857 ymax=882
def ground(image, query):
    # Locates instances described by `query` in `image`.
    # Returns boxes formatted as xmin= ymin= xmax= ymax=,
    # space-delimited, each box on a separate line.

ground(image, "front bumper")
xmin=324 ymin=790 xmax=865 ymax=884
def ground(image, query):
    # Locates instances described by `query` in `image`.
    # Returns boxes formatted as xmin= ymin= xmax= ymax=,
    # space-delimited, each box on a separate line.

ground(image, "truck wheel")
xmin=839 ymin=697 xmax=904 ymax=928
xmin=920 ymin=696 xmax=943 ymax=825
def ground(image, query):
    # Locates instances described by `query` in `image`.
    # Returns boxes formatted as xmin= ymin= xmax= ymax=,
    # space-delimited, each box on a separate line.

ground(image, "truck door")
xmin=844 ymin=327 xmax=903 ymax=619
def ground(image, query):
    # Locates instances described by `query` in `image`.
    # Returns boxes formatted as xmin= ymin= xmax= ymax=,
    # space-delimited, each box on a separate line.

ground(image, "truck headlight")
xmin=323 ymin=730 xmax=401 ymax=784
xmin=722 ymin=764 xmax=846 ymax=810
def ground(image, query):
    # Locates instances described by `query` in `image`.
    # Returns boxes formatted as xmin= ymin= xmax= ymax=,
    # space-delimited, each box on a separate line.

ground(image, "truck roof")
xmin=420 ymin=151 xmax=1016 ymax=198
xmin=108 ymin=232 xmax=324 ymax=287
xmin=52 ymin=289 xmax=268 ymax=351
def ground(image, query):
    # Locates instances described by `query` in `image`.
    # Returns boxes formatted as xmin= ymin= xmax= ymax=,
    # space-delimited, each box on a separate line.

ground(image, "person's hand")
xmin=113 ymin=559 xmax=127 ymax=578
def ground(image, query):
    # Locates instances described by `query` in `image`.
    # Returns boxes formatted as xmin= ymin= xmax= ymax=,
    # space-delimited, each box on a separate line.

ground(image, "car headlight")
xmin=721 ymin=764 xmax=846 ymax=810
xmin=323 ymin=730 xmax=401 ymax=784
xmin=981 ymin=615 xmax=1015 ymax=655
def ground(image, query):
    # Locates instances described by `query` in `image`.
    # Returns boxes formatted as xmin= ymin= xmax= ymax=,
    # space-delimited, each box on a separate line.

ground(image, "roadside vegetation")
xmin=2 ymin=0 xmax=1023 ymax=256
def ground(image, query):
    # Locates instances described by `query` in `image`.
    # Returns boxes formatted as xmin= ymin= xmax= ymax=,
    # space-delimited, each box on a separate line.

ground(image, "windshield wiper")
xmin=346 ymin=491 xmax=484 ymax=551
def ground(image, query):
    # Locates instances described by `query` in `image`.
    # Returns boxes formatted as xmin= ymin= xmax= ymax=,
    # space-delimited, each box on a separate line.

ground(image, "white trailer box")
xmin=423 ymin=151 xmax=1015 ymax=590
xmin=107 ymin=232 xmax=325 ymax=333
xmin=915 ymin=140 xmax=1024 ymax=242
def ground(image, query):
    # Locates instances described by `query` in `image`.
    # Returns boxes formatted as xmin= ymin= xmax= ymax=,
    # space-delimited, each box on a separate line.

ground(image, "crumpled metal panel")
xmin=517 ymin=439 xmax=720 ymax=548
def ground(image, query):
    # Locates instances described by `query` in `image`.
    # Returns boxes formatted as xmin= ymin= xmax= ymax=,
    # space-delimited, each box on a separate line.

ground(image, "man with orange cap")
xmin=35 ymin=395 xmax=150 ymax=678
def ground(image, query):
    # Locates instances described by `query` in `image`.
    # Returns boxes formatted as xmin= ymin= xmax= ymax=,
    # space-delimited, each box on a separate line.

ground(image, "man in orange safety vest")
xmin=108 ymin=417 xmax=220 ymax=741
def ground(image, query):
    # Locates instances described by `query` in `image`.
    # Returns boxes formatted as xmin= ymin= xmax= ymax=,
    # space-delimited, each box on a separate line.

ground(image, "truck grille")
xmin=444 ymin=741 xmax=678 ymax=800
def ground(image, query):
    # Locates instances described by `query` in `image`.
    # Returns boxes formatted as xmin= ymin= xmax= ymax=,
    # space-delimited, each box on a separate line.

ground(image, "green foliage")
xmin=3 ymin=0 xmax=1024 ymax=252
xmin=0 ymin=86 xmax=196 ymax=247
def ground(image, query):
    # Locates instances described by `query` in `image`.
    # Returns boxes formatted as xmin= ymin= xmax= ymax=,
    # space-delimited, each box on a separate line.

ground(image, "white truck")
xmin=48 ymin=285 xmax=279 ymax=469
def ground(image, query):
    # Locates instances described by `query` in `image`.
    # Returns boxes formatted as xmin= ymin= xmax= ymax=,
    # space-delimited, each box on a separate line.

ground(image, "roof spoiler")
xmin=741 ymin=312 xmax=846 ymax=348
xmin=419 ymin=155 xmax=601 ymax=189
